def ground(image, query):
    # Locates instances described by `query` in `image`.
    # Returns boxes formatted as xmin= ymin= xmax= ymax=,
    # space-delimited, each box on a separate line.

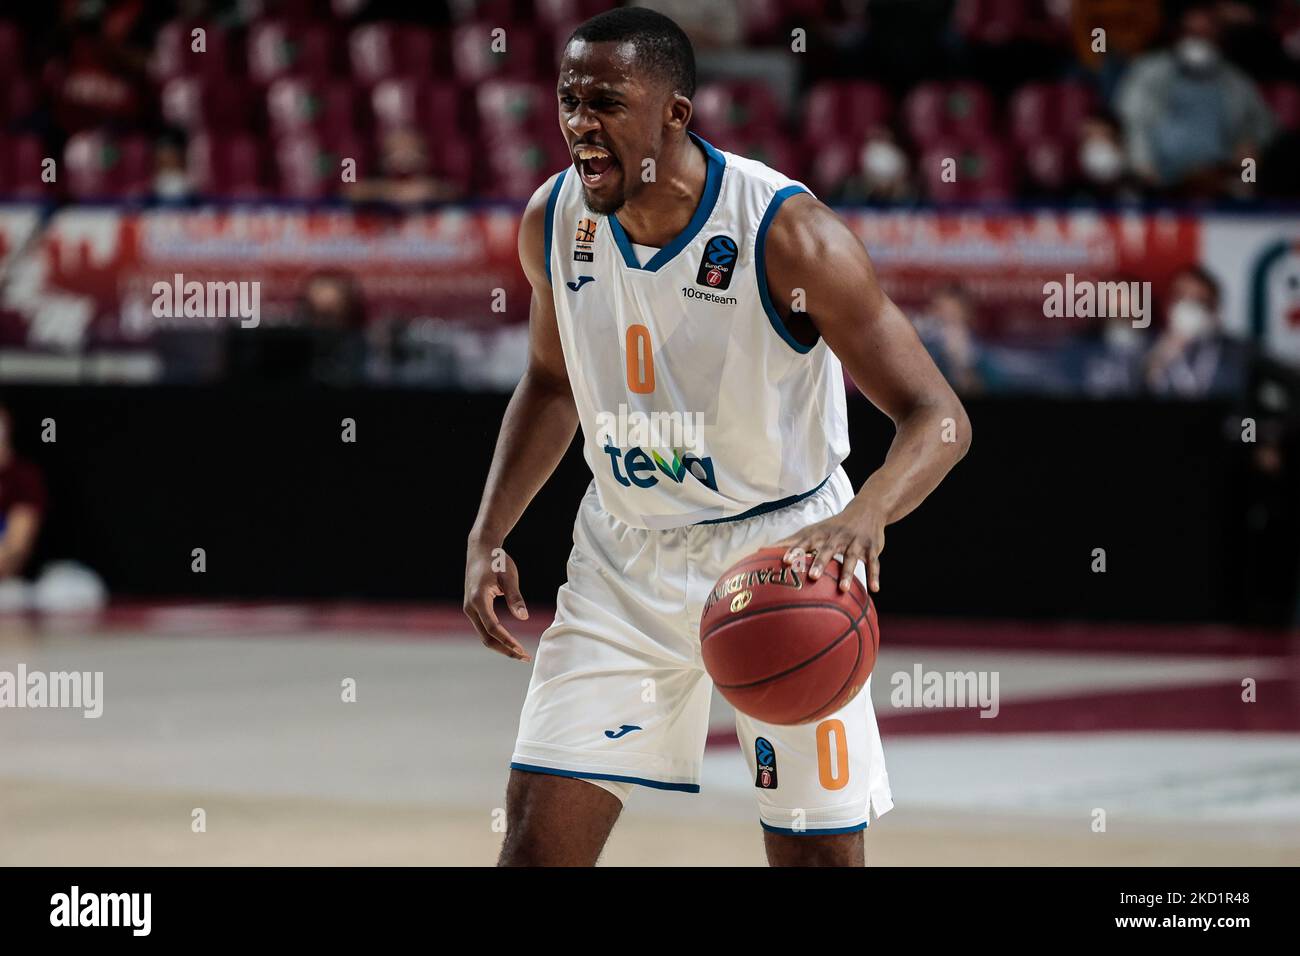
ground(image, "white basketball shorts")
xmin=510 ymin=466 xmax=893 ymax=834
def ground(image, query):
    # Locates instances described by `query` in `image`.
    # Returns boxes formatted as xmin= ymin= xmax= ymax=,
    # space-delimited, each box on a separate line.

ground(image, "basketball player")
xmin=464 ymin=8 xmax=970 ymax=866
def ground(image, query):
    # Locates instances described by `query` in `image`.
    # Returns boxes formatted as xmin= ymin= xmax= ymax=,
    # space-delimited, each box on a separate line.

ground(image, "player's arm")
xmin=766 ymin=193 xmax=971 ymax=593
xmin=463 ymin=174 xmax=579 ymax=662
xmin=0 ymin=503 xmax=40 ymax=577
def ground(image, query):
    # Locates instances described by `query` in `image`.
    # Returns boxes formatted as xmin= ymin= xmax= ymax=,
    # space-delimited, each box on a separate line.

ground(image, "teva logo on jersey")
xmin=695 ymin=235 xmax=737 ymax=289
xmin=595 ymin=404 xmax=715 ymax=492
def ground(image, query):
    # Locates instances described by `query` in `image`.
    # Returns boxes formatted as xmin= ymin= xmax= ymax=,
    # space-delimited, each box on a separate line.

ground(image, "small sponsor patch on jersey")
xmin=574 ymin=217 xmax=597 ymax=261
xmin=755 ymin=736 xmax=778 ymax=789
xmin=696 ymin=235 xmax=737 ymax=290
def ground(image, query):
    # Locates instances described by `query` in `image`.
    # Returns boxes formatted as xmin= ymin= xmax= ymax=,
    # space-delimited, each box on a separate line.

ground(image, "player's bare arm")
xmin=767 ymin=193 xmax=972 ymax=593
xmin=463 ymin=174 xmax=578 ymax=663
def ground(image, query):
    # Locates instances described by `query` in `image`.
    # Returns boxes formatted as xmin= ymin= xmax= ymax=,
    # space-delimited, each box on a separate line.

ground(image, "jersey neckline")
xmin=605 ymin=132 xmax=726 ymax=273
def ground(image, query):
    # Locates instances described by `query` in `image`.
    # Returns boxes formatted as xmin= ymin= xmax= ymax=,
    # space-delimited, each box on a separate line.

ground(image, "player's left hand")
xmin=773 ymin=498 xmax=885 ymax=594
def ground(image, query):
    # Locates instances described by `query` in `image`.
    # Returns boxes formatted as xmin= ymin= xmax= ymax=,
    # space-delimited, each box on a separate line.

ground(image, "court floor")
xmin=2 ymin=605 xmax=1298 ymax=866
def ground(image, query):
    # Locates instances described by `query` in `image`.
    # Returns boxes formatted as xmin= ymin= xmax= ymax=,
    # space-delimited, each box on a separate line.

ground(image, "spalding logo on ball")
xmin=700 ymin=546 xmax=879 ymax=725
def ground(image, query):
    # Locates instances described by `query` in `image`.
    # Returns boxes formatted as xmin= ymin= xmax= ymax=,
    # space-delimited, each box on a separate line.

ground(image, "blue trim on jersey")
xmin=756 ymin=184 xmax=815 ymax=354
xmin=510 ymin=761 xmax=701 ymax=793
xmin=543 ymin=169 xmax=567 ymax=285
xmin=694 ymin=475 xmax=830 ymax=526
xmin=760 ymin=819 xmax=868 ymax=836
xmin=606 ymin=132 xmax=726 ymax=272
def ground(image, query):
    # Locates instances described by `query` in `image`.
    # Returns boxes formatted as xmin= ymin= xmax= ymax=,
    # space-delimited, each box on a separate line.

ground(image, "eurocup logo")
xmin=696 ymin=235 xmax=737 ymax=290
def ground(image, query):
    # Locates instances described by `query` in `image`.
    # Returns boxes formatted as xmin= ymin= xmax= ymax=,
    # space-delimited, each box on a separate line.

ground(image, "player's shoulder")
xmin=519 ymin=169 xmax=570 ymax=286
xmin=713 ymin=144 xmax=810 ymax=200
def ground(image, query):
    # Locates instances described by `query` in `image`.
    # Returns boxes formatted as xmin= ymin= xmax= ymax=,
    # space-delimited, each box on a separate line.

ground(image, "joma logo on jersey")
xmin=603 ymin=442 xmax=717 ymax=491
xmin=695 ymin=235 xmax=737 ymax=290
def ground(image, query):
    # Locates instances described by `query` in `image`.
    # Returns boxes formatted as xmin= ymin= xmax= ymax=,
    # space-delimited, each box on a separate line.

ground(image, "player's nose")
xmin=564 ymin=106 xmax=600 ymax=139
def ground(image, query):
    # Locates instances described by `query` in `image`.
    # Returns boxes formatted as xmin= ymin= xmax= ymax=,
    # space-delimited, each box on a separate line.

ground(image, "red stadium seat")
xmin=692 ymin=81 xmax=783 ymax=141
xmin=152 ymin=20 xmax=233 ymax=81
xmin=919 ymin=139 xmax=1015 ymax=203
xmin=248 ymin=20 xmax=340 ymax=84
xmin=266 ymin=78 xmax=361 ymax=139
xmin=1265 ymin=83 xmax=1300 ymax=132
xmin=0 ymin=134 xmax=47 ymax=198
xmin=161 ymin=76 xmax=258 ymax=133
xmin=65 ymin=131 xmax=152 ymax=199
xmin=350 ymin=24 xmax=447 ymax=84
xmin=536 ymin=0 xmax=609 ymax=27
xmin=189 ymin=132 xmax=266 ymax=198
xmin=1 ymin=76 xmax=38 ymax=127
xmin=804 ymin=135 xmax=860 ymax=198
xmin=451 ymin=22 xmax=539 ymax=84
xmin=476 ymin=80 xmax=553 ymax=135
xmin=0 ymin=21 xmax=22 ymax=77
xmin=371 ymin=78 xmax=467 ymax=136
xmin=801 ymin=81 xmax=892 ymax=143
xmin=904 ymin=81 xmax=997 ymax=148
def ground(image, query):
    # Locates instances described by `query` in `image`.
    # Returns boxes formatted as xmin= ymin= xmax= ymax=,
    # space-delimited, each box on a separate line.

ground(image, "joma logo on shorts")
xmin=603 ymin=442 xmax=717 ymax=491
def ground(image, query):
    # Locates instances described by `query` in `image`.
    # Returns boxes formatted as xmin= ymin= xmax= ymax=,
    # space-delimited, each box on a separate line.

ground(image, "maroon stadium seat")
xmin=451 ymin=22 xmax=539 ymax=84
xmin=0 ymin=21 xmax=21 ymax=77
xmin=0 ymin=134 xmax=47 ymax=198
xmin=802 ymin=81 xmax=892 ymax=144
xmin=1265 ymin=82 xmax=1300 ymax=131
xmin=692 ymin=81 xmax=783 ymax=141
xmin=804 ymin=135 xmax=860 ymax=199
xmin=189 ymin=132 xmax=266 ymax=198
xmin=904 ymin=81 xmax=997 ymax=148
xmin=919 ymin=138 xmax=1015 ymax=203
xmin=152 ymin=20 xmax=233 ymax=81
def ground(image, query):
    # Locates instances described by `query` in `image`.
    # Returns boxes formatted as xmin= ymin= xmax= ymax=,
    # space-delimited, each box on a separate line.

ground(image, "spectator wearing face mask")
xmin=1146 ymin=265 xmax=1250 ymax=398
xmin=833 ymin=127 xmax=916 ymax=204
xmin=1073 ymin=113 xmax=1141 ymax=203
xmin=1114 ymin=2 xmax=1275 ymax=198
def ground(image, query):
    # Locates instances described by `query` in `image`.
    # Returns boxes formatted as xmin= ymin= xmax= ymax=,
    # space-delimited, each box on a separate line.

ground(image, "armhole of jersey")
xmin=755 ymin=184 xmax=815 ymax=355
xmin=543 ymin=169 xmax=567 ymax=285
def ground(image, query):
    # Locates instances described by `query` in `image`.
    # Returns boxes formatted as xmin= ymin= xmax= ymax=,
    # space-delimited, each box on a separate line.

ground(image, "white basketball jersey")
xmin=545 ymin=133 xmax=850 ymax=530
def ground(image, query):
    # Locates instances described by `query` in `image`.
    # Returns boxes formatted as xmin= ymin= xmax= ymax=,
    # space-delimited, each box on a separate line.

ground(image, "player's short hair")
xmin=567 ymin=7 xmax=696 ymax=99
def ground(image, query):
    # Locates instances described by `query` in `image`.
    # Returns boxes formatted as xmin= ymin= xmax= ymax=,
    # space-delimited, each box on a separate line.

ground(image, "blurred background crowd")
xmin=0 ymin=0 xmax=1296 ymax=404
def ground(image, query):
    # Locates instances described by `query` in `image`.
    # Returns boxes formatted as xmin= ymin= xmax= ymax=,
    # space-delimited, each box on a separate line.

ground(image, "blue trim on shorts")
xmin=694 ymin=475 xmax=831 ymax=526
xmin=760 ymin=819 xmax=868 ymax=836
xmin=543 ymin=169 xmax=566 ymax=285
xmin=510 ymin=761 xmax=701 ymax=793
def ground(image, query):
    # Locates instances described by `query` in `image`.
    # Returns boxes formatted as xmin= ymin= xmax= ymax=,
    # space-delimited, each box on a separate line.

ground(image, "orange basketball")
xmin=700 ymin=545 xmax=878 ymax=725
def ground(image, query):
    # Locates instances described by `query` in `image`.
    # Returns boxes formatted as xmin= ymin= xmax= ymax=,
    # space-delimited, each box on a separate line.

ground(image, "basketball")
xmin=699 ymin=546 xmax=879 ymax=725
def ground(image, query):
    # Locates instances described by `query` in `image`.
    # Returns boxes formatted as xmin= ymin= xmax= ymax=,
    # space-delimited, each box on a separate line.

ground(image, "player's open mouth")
xmin=574 ymin=144 xmax=619 ymax=187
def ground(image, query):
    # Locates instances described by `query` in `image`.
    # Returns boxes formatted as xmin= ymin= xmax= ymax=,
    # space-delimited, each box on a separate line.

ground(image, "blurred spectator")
xmin=1060 ymin=314 xmax=1150 ymax=398
xmin=226 ymin=271 xmax=367 ymax=385
xmin=1115 ymin=2 xmax=1275 ymax=197
xmin=1146 ymin=264 xmax=1250 ymax=398
xmin=638 ymin=0 xmax=743 ymax=50
xmin=1072 ymin=112 xmax=1141 ymax=203
xmin=913 ymin=284 xmax=997 ymax=394
xmin=152 ymin=130 xmax=193 ymax=203
xmin=832 ymin=127 xmax=917 ymax=204
xmin=0 ymin=404 xmax=46 ymax=580
xmin=344 ymin=128 xmax=461 ymax=206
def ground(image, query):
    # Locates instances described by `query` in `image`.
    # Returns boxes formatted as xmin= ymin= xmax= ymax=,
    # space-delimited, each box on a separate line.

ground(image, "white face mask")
xmin=1104 ymin=322 xmax=1142 ymax=352
xmin=154 ymin=170 xmax=191 ymax=199
xmin=1169 ymin=299 xmax=1213 ymax=338
xmin=1176 ymin=36 xmax=1219 ymax=72
xmin=862 ymin=141 xmax=905 ymax=183
xmin=1080 ymin=139 xmax=1124 ymax=183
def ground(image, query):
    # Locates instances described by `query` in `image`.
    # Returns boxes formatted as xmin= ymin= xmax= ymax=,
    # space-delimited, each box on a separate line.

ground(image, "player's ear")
xmin=666 ymin=93 xmax=692 ymax=133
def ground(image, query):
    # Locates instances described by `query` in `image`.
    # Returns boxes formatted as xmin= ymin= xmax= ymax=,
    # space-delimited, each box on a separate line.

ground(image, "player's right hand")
xmin=463 ymin=541 xmax=532 ymax=662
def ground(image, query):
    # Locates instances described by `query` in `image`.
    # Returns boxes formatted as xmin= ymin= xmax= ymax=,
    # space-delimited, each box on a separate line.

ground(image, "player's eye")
xmin=559 ymin=95 xmax=578 ymax=110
